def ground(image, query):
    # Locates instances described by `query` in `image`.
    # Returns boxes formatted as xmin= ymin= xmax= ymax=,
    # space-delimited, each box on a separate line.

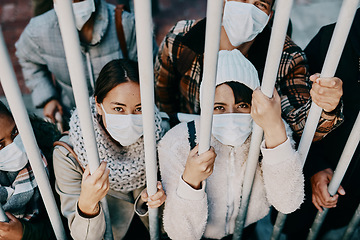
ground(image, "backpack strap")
xmin=115 ymin=4 xmax=128 ymax=59
xmin=187 ymin=120 xmax=197 ymax=150
xmin=53 ymin=140 xmax=85 ymax=172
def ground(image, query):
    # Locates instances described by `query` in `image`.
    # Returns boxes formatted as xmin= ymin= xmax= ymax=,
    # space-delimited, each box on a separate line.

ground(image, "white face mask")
xmin=54 ymin=0 xmax=95 ymax=31
xmin=212 ymin=113 xmax=252 ymax=147
xmin=0 ymin=135 xmax=28 ymax=172
xmin=101 ymin=104 xmax=143 ymax=146
xmin=222 ymin=1 xmax=270 ymax=47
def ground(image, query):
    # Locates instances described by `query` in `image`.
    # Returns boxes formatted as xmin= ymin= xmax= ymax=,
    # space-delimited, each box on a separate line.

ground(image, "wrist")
xmin=78 ymin=199 xmax=100 ymax=217
xmin=263 ymin=121 xmax=287 ymax=149
xmin=182 ymin=173 xmax=202 ymax=190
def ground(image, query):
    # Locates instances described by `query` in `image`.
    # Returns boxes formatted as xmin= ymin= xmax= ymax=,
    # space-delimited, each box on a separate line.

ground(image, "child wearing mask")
xmin=0 ymin=101 xmax=56 ymax=240
xmin=53 ymin=59 xmax=166 ymax=240
xmin=158 ymin=49 xmax=305 ymax=240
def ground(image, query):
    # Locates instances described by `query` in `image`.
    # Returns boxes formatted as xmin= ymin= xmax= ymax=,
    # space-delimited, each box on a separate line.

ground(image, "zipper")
xmin=225 ymin=146 xmax=235 ymax=234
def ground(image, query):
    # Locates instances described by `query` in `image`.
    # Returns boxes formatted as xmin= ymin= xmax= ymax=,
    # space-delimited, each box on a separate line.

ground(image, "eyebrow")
xmin=110 ymin=102 xmax=126 ymax=106
xmin=110 ymin=102 xmax=141 ymax=107
xmin=214 ymin=102 xmax=227 ymax=106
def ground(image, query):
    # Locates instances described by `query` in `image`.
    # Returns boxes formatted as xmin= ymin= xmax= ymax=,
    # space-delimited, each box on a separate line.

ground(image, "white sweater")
xmin=158 ymin=121 xmax=304 ymax=240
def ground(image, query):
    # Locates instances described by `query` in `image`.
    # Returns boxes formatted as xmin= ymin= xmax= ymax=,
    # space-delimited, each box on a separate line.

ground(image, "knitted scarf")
xmin=69 ymin=97 xmax=164 ymax=193
xmin=0 ymin=154 xmax=48 ymax=220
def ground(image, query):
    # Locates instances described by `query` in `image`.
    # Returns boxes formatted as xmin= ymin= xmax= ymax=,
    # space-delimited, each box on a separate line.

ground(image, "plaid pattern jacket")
xmin=154 ymin=19 xmax=343 ymax=140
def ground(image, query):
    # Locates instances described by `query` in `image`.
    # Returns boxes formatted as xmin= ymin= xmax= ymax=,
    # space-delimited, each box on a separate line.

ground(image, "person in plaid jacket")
xmin=154 ymin=0 xmax=343 ymax=141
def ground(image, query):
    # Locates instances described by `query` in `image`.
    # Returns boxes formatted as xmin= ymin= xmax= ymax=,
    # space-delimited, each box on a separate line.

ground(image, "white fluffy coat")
xmin=158 ymin=120 xmax=304 ymax=240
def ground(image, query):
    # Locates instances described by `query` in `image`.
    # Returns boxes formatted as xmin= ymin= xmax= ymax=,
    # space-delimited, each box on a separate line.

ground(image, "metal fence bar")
xmin=306 ymin=111 xmax=360 ymax=240
xmin=342 ymin=202 xmax=360 ymax=240
xmin=52 ymin=0 xmax=113 ymax=238
xmin=271 ymin=0 xmax=359 ymax=239
xmin=0 ymin=25 xmax=66 ymax=239
xmin=232 ymin=0 xmax=294 ymax=239
xmin=133 ymin=0 xmax=159 ymax=239
xmin=198 ymin=0 xmax=224 ymax=154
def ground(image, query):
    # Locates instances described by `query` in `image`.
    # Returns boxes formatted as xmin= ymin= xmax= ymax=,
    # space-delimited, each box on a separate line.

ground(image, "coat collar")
xmin=180 ymin=18 xmax=272 ymax=73
xmin=89 ymin=0 xmax=109 ymax=45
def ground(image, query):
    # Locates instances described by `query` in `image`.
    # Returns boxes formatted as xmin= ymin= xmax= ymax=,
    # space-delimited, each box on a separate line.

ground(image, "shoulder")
xmin=23 ymin=10 xmax=59 ymax=37
xmin=53 ymin=135 xmax=82 ymax=172
xmin=159 ymin=122 xmax=190 ymax=148
xmin=283 ymin=36 xmax=306 ymax=60
xmin=161 ymin=19 xmax=199 ymax=45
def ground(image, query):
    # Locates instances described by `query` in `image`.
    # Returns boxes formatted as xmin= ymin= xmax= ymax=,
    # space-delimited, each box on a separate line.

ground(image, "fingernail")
xmin=339 ymin=189 xmax=345 ymax=195
xmin=316 ymin=79 xmax=320 ymax=84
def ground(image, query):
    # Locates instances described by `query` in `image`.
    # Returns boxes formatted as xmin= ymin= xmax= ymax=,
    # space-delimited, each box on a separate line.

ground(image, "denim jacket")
xmin=15 ymin=0 xmax=157 ymax=110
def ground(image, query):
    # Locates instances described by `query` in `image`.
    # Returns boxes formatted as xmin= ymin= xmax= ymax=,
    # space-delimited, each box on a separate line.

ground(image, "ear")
xmin=95 ymin=96 xmax=103 ymax=116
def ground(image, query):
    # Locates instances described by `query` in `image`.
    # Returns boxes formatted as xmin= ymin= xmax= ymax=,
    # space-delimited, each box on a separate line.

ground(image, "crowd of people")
xmin=0 ymin=0 xmax=358 ymax=239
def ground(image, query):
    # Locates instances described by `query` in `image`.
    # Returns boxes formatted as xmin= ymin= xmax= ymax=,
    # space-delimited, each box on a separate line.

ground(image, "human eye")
xmin=238 ymin=103 xmax=250 ymax=109
xmin=256 ymin=2 xmax=269 ymax=11
xmin=11 ymin=127 xmax=18 ymax=139
xmin=135 ymin=107 xmax=142 ymax=113
xmin=114 ymin=107 xmax=124 ymax=112
xmin=214 ymin=105 xmax=225 ymax=111
xmin=0 ymin=141 xmax=5 ymax=150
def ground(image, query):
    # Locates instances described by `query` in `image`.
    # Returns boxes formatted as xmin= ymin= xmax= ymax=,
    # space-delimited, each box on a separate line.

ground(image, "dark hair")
xmin=222 ymin=81 xmax=253 ymax=105
xmin=0 ymin=101 xmax=12 ymax=119
xmin=94 ymin=59 xmax=140 ymax=103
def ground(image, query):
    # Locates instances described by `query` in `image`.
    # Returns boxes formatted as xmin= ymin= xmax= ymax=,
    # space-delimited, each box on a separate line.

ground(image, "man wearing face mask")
xmin=154 ymin=0 xmax=343 ymax=141
xmin=15 ymin=0 xmax=158 ymax=126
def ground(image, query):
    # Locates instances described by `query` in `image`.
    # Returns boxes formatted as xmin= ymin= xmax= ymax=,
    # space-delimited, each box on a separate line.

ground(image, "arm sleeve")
xmin=53 ymin=146 xmax=106 ymax=240
xmin=154 ymin=29 xmax=181 ymax=114
xmin=158 ymin=125 xmax=208 ymax=240
xmin=260 ymin=136 xmax=305 ymax=214
xmin=278 ymin=36 xmax=343 ymax=141
xmin=15 ymin=24 xmax=58 ymax=108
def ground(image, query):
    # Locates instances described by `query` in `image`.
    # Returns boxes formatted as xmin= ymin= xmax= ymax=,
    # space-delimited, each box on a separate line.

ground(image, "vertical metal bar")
xmin=52 ymin=0 xmax=113 ymax=238
xmin=198 ymin=0 xmax=224 ymax=154
xmin=342 ymin=202 xmax=360 ymax=240
xmin=0 ymin=25 xmax=66 ymax=239
xmin=306 ymin=111 xmax=360 ymax=240
xmin=271 ymin=1 xmax=359 ymax=239
xmin=0 ymin=203 xmax=8 ymax=222
xmin=232 ymin=0 xmax=294 ymax=239
xmin=133 ymin=0 xmax=159 ymax=239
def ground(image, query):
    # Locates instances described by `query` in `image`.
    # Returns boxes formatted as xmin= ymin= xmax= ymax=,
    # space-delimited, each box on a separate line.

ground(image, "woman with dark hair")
xmin=158 ymin=50 xmax=304 ymax=240
xmin=0 ymin=101 xmax=58 ymax=239
xmin=53 ymin=59 xmax=166 ymax=239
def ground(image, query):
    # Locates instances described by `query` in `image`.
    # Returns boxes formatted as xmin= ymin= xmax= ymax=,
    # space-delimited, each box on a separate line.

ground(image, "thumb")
xmin=82 ymin=165 xmax=91 ymax=180
xmin=338 ymin=185 xmax=346 ymax=195
xmin=141 ymin=189 xmax=149 ymax=202
xmin=309 ymin=73 xmax=321 ymax=83
xmin=5 ymin=212 xmax=16 ymax=221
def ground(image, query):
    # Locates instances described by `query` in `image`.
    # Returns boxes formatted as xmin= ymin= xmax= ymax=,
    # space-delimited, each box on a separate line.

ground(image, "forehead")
xmin=0 ymin=115 xmax=15 ymax=137
xmin=214 ymin=84 xmax=235 ymax=103
xmin=103 ymin=82 xmax=141 ymax=103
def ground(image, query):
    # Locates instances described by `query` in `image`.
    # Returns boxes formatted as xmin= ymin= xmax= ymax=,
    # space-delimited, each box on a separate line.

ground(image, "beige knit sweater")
xmin=158 ymin=120 xmax=304 ymax=240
